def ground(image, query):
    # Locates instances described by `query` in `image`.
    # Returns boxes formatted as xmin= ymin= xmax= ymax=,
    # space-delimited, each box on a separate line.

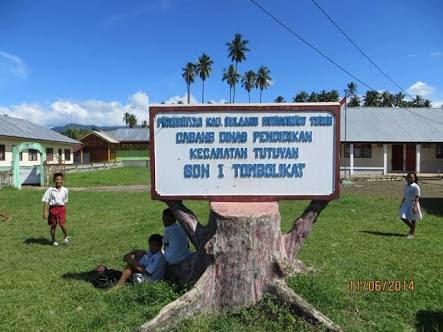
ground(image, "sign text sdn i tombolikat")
xmin=150 ymin=103 xmax=340 ymax=202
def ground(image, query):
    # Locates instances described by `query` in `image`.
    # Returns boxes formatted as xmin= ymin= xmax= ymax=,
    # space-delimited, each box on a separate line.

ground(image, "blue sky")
xmin=0 ymin=0 xmax=442 ymax=126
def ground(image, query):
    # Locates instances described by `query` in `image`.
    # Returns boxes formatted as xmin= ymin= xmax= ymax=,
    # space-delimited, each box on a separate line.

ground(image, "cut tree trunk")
xmin=137 ymin=200 xmax=341 ymax=332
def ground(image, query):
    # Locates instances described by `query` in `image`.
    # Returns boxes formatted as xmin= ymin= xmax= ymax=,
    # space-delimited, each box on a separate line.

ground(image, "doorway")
xmin=392 ymin=145 xmax=403 ymax=171
xmin=406 ymin=144 xmax=416 ymax=172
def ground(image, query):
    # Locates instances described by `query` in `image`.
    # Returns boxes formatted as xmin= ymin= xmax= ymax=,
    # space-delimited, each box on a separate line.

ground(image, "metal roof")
xmin=0 ymin=115 xmax=80 ymax=144
xmin=107 ymin=128 xmax=149 ymax=142
xmin=341 ymin=107 xmax=443 ymax=143
xmin=90 ymin=131 xmax=119 ymax=144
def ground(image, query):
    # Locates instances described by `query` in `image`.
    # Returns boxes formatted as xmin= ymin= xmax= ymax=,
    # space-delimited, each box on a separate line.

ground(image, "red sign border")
xmin=150 ymin=104 xmax=340 ymax=201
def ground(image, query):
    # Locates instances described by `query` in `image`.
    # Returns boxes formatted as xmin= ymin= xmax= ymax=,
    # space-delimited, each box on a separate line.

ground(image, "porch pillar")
xmin=416 ymin=144 xmax=421 ymax=174
xmin=383 ymin=144 xmax=388 ymax=175
xmin=403 ymin=144 xmax=406 ymax=172
xmin=107 ymin=145 xmax=111 ymax=162
xmin=350 ymin=143 xmax=354 ymax=176
xmin=80 ymin=148 xmax=83 ymax=164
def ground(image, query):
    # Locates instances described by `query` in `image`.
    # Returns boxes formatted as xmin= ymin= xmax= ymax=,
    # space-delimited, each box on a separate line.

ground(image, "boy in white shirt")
xmin=41 ymin=173 xmax=69 ymax=246
xmin=109 ymin=234 xmax=166 ymax=291
xmin=162 ymin=208 xmax=191 ymax=264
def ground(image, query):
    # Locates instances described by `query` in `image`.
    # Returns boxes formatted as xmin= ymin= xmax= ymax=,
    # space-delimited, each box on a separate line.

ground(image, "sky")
xmin=0 ymin=0 xmax=442 ymax=127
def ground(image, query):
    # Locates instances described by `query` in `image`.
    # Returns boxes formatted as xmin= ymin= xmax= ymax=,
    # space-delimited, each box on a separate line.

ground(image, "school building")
xmin=78 ymin=128 xmax=149 ymax=166
xmin=0 ymin=115 xmax=80 ymax=186
xmin=341 ymin=107 xmax=443 ymax=175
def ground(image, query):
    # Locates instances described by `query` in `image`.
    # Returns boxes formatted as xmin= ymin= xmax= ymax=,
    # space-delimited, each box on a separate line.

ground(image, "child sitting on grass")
xmin=42 ymin=172 xmax=70 ymax=246
xmin=162 ymin=208 xmax=191 ymax=265
xmin=109 ymin=234 xmax=166 ymax=291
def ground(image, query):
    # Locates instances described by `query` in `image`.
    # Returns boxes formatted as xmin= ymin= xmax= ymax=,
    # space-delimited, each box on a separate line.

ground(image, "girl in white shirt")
xmin=399 ymin=172 xmax=422 ymax=239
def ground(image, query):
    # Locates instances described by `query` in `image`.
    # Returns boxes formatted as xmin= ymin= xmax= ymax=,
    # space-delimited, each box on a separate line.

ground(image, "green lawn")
xmin=64 ymin=167 xmax=150 ymax=187
xmin=0 ymin=188 xmax=442 ymax=331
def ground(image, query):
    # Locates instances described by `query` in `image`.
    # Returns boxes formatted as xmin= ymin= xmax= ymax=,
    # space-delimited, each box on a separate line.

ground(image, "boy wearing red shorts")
xmin=42 ymin=173 xmax=70 ymax=247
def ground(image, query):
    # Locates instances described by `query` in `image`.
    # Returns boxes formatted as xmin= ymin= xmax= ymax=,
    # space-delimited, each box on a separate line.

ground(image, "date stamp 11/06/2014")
xmin=348 ymin=280 xmax=414 ymax=292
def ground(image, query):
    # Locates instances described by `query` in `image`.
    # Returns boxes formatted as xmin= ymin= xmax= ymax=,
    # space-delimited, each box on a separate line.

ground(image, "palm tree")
xmin=327 ymin=90 xmax=339 ymax=102
xmin=255 ymin=66 xmax=271 ymax=103
xmin=411 ymin=95 xmax=424 ymax=107
xmin=348 ymin=96 xmax=361 ymax=107
xmin=363 ymin=90 xmax=381 ymax=107
xmin=345 ymin=82 xmax=357 ymax=98
xmin=308 ymin=92 xmax=319 ymax=102
xmin=196 ymin=53 xmax=213 ymax=103
xmin=318 ymin=90 xmax=328 ymax=102
xmin=182 ymin=62 xmax=196 ymax=104
xmin=423 ymin=99 xmax=432 ymax=108
xmin=393 ymin=92 xmax=406 ymax=107
xmin=123 ymin=112 xmax=131 ymax=126
xmin=241 ymin=70 xmax=256 ymax=103
xmin=222 ymin=65 xmax=239 ymax=103
xmin=274 ymin=96 xmax=285 ymax=103
xmin=226 ymin=33 xmax=250 ymax=102
xmin=128 ymin=114 xmax=137 ymax=128
xmin=381 ymin=91 xmax=394 ymax=107
xmin=293 ymin=91 xmax=309 ymax=102
xmin=141 ymin=120 xmax=148 ymax=128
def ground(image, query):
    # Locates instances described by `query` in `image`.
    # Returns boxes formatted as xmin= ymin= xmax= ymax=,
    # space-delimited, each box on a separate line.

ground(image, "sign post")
xmin=150 ymin=103 xmax=340 ymax=201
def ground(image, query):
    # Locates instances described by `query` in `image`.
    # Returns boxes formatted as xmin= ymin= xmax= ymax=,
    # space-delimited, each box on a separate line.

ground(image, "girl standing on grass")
xmin=400 ymin=172 xmax=422 ymax=239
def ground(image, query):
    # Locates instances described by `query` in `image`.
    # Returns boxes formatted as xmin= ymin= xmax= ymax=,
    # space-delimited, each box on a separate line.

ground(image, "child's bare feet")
xmin=106 ymin=283 xmax=124 ymax=292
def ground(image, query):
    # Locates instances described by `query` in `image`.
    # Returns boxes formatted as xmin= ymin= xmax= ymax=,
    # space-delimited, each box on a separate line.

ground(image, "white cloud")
xmin=0 ymin=91 xmax=150 ymax=127
xmin=164 ymin=93 xmax=198 ymax=104
xmin=430 ymin=51 xmax=442 ymax=59
xmin=407 ymin=81 xmax=434 ymax=96
xmin=0 ymin=50 xmax=28 ymax=79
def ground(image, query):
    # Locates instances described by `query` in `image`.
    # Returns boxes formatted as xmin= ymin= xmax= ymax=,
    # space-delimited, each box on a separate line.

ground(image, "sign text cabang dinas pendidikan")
xmin=150 ymin=104 xmax=340 ymax=201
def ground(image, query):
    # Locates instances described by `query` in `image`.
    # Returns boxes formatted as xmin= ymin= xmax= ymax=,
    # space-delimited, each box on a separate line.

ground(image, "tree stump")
xmin=136 ymin=200 xmax=342 ymax=332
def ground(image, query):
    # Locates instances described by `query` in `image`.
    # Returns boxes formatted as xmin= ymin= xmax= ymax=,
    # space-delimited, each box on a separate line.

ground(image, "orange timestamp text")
xmin=348 ymin=280 xmax=414 ymax=292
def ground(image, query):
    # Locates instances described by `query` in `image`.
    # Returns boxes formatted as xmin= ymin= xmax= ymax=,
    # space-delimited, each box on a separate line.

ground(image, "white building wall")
xmin=0 ymin=137 xmax=75 ymax=168
xmin=341 ymin=143 xmax=443 ymax=174
xmin=420 ymin=144 xmax=443 ymax=173
xmin=341 ymin=144 xmax=385 ymax=172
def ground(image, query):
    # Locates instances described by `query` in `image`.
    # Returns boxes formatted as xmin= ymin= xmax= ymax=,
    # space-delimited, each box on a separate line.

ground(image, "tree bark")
xmin=138 ymin=200 xmax=338 ymax=331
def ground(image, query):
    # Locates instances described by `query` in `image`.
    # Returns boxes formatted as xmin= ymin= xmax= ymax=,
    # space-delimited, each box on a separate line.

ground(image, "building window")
xmin=0 ymin=145 xmax=5 ymax=161
xmin=437 ymin=144 xmax=443 ymax=159
xmin=344 ymin=143 xmax=372 ymax=158
xmin=46 ymin=148 xmax=53 ymax=161
xmin=29 ymin=149 xmax=38 ymax=161
xmin=64 ymin=149 xmax=71 ymax=161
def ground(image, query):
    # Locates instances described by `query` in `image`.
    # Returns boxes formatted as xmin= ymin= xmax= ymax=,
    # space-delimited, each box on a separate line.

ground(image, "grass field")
xmin=64 ymin=167 xmax=150 ymax=187
xmin=1 ymin=176 xmax=442 ymax=331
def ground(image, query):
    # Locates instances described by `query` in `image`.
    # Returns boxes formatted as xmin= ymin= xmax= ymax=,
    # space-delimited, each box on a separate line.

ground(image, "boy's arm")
xmin=43 ymin=202 xmax=49 ymax=219
xmin=42 ymin=189 xmax=50 ymax=219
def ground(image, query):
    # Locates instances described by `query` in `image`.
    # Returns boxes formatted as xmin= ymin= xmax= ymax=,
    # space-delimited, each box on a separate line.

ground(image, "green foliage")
xmin=274 ymin=96 xmax=285 ymax=103
xmin=62 ymin=128 xmax=91 ymax=139
xmin=256 ymin=66 xmax=272 ymax=103
xmin=196 ymin=53 xmax=214 ymax=103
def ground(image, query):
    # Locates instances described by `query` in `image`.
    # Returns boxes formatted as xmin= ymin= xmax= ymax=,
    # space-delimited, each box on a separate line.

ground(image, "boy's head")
xmin=53 ymin=173 xmax=64 ymax=187
xmin=162 ymin=208 xmax=176 ymax=227
xmin=148 ymin=234 xmax=163 ymax=252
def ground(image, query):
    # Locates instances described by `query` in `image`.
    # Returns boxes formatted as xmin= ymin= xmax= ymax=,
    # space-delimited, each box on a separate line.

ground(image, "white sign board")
xmin=150 ymin=104 xmax=340 ymax=201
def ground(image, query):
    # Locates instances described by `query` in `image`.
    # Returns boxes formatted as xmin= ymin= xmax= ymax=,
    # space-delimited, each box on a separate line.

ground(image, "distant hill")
xmin=51 ymin=123 xmax=125 ymax=133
